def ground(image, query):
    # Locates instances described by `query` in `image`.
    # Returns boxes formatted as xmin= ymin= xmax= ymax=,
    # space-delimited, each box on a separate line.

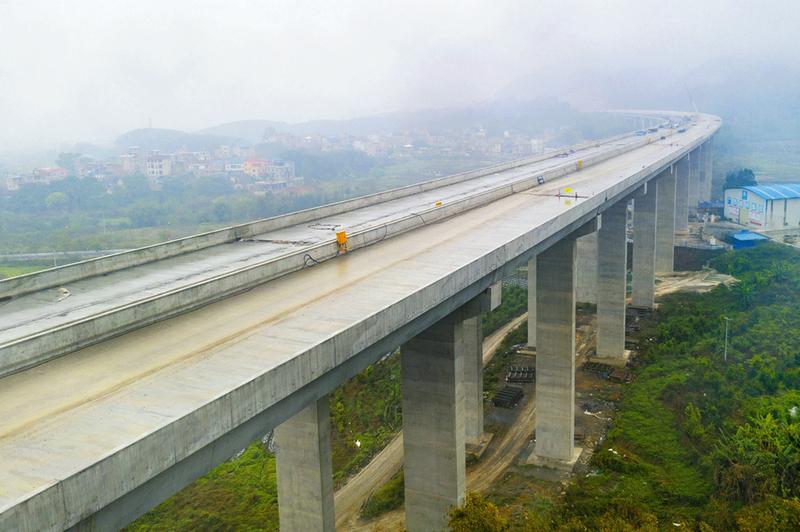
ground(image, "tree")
xmin=45 ymin=191 xmax=68 ymax=210
xmin=724 ymin=168 xmax=757 ymax=190
xmin=732 ymin=279 xmax=756 ymax=309
xmin=447 ymin=493 xmax=509 ymax=532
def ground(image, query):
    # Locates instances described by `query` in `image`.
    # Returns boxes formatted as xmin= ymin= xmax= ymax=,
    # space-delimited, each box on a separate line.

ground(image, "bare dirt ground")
xmin=654 ymin=270 xmax=736 ymax=298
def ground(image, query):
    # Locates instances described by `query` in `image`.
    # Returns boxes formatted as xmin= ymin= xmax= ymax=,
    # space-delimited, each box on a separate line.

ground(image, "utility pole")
xmin=723 ymin=316 xmax=732 ymax=363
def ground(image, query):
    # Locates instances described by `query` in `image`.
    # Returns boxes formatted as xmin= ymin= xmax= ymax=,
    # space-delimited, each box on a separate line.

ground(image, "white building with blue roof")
xmin=724 ymin=184 xmax=800 ymax=230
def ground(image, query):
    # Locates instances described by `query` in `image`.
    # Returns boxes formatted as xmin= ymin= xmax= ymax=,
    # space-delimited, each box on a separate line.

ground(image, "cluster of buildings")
xmin=3 ymin=125 xmax=553 ymax=195
xmin=5 ymin=167 xmax=69 ymax=191
xmin=4 ymin=144 xmax=303 ymax=196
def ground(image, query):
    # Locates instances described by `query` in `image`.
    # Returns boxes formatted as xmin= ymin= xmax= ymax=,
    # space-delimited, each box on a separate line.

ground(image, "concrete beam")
xmin=401 ymin=308 xmax=467 ymax=531
xmin=655 ymin=168 xmax=677 ymax=274
xmin=533 ymin=236 xmax=579 ymax=463
xmin=632 ymin=184 xmax=658 ymax=308
xmin=675 ymin=156 xmax=690 ymax=233
xmin=595 ymin=200 xmax=628 ymax=360
xmin=275 ymin=397 xmax=335 ymax=532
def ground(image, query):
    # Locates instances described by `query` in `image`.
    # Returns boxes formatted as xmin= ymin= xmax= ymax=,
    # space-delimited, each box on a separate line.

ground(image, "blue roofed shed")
xmin=731 ymin=230 xmax=769 ymax=249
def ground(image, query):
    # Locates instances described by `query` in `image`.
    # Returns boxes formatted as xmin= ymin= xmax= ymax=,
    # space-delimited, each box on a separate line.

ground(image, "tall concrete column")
xmin=595 ymin=200 xmax=628 ymax=362
xmin=655 ymin=168 xmax=677 ymax=274
xmin=675 ymin=156 xmax=690 ymax=233
xmin=401 ymin=307 xmax=467 ymax=531
xmin=463 ymin=284 xmax=499 ymax=445
xmin=575 ymin=232 xmax=598 ymax=304
xmin=275 ymin=397 xmax=334 ymax=532
xmin=688 ymin=149 xmax=701 ymax=217
xmin=533 ymin=237 xmax=579 ymax=463
xmin=632 ymin=184 xmax=658 ymax=309
xmin=462 ymin=303 xmax=483 ymax=446
xmin=527 ymin=257 xmax=536 ymax=348
xmin=703 ymin=141 xmax=714 ymax=202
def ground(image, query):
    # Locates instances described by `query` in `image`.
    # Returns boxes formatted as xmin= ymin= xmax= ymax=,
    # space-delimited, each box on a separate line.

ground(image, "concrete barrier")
xmin=0 ymin=131 xmax=636 ymax=301
xmin=0 ymin=118 xmax=719 ymax=377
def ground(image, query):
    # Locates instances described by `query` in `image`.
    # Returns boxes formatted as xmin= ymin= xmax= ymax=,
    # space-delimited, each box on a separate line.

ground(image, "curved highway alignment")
xmin=0 ymin=112 xmax=720 ymax=531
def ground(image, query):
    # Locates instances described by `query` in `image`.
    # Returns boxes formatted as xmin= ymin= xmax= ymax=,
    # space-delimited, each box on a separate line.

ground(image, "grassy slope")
xmin=128 ymin=443 xmax=279 ymax=531
xmin=476 ymin=243 xmax=800 ymax=530
xmin=0 ymin=265 xmax=45 ymax=279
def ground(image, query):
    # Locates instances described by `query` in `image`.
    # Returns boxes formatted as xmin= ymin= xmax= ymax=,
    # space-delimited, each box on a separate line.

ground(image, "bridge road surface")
xmin=0 ymin=114 xmax=719 ymax=530
xmin=0 ymin=129 xmax=653 ymax=378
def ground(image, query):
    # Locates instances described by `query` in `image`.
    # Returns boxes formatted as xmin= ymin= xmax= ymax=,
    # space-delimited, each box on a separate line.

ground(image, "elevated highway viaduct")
xmin=0 ymin=112 xmax=719 ymax=531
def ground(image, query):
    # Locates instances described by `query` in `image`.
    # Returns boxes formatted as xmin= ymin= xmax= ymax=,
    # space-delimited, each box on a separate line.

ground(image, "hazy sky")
xmin=1 ymin=0 xmax=798 ymax=149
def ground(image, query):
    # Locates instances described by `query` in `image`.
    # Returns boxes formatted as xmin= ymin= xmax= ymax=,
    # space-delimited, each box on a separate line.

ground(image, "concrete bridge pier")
xmin=595 ymin=200 xmax=628 ymax=364
xmin=655 ymin=167 xmax=677 ymax=274
xmin=462 ymin=304 xmax=484 ymax=447
xmin=689 ymin=149 xmax=702 ymax=217
xmin=400 ymin=305 xmax=472 ymax=531
xmin=275 ymin=397 xmax=335 ymax=532
xmin=464 ymin=284 xmax=501 ymax=446
xmin=703 ymin=141 xmax=714 ymax=203
xmin=530 ymin=219 xmax=597 ymax=467
xmin=527 ymin=257 xmax=537 ymax=349
xmin=632 ymin=183 xmax=658 ymax=309
xmin=575 ymin=232 xmax=598 ymax=305
xmin=675 ymin=155 xmax=690 ymax=234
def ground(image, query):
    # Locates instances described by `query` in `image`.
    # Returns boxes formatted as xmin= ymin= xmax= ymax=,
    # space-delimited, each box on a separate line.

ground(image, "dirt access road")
xmin=333 ymin=313 xmax=528 ymax=530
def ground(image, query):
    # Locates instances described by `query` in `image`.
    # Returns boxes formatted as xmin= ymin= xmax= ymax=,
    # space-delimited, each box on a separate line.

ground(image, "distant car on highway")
xmin=635 ymin=130 xmax=646 ymax=136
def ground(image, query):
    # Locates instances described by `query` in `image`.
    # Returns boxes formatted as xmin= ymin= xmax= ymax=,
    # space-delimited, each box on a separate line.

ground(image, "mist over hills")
xmin=126 ymin=97 xmax=635 ymax=152
xmin=114 ymin=128 xmax=247 ymax=152
xmin=105 ymin=55 xmax=800 ymax=183
xmin=498 ymin=57 xmax=800 ymax=142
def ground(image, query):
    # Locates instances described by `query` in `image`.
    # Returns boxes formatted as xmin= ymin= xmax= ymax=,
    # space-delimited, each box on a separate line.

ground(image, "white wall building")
xmin=724 ymin=184 xmax=800 ymax=230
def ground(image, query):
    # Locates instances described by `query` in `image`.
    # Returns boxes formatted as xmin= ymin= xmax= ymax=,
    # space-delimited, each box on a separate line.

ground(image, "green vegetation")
xmin=463 ymin=243 xmax=800 ymax=530
xmin=723 ymin=168 xmax=758 ymax=190
xmin=0 ymin=153 xmax=500 ymax=255
xmin=127 ymin=442 xmax=279 ymax=531
xmin=482 ymin=284 xmax=527 ymax=336
xmin=329 ymin=352 xmax=402 ymax=486
xmin=448 ymin=492 xmax=509 ymax=531
xmin=0 ymin=265 xmax=44 ymax=279
xmin=360 ymin=470 xmax=405 ymax=519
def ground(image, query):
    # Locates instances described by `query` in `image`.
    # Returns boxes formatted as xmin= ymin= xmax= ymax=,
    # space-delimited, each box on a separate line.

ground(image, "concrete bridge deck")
xmin=0 ymin=130 xmax=660 ymax=377
xmin=0 ymin=113 xmax=719 ymax=530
